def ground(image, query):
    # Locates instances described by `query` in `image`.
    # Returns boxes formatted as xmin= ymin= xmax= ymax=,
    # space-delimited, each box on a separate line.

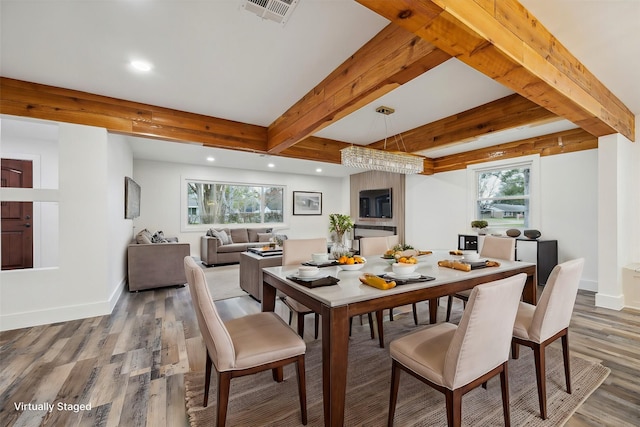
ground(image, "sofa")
xmin=200 ymin=227 xmax=275 ymax=266
xmin=127 ymin=229 xmax=190 ymax=291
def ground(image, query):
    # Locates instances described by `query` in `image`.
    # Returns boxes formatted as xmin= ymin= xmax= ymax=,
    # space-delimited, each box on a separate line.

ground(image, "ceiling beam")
xmin=356 ymin=0 xmax=635 ymax=142
xmin=432 ymin=128 xmax=597 ymax=173
xmin=266 ymin=23 xmax=451 ymax=154
xmin=0 ymin=77 xmax=268 ymax=152
xmin=367 ymin=93 xmax=560 ymax=153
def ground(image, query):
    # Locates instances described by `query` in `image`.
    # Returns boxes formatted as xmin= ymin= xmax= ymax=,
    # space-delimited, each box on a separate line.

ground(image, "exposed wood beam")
xmin=431 ymin=128 xmax=597 ymax=173
xmin=266 ymin=23 xmax=451 ymax=154
xmin=368 ymin=93 xmax=560 ymax=153
xmin=0 ymin=77 xmax=268 ymax=152
xmin=356 ymin=0 xmax=635 ymax=142
xmin=279 ymin=136 xmax=348 ymax=164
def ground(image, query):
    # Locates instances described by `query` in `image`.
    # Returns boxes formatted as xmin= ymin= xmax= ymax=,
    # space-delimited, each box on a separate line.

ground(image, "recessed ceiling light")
xmin=130 ymin=60 xmax=152 ymax=72
xmin=267 ymin=163 xmax=275 ymax=168
xmin=316 ymin=168 xmax=322 ymax=173
xmin=206 ymin=156 xmax=215 ymax=162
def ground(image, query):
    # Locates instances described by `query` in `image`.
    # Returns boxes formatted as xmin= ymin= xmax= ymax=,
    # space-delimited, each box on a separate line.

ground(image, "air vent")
xmin=242 ymin=0 xmax=299 ymax=25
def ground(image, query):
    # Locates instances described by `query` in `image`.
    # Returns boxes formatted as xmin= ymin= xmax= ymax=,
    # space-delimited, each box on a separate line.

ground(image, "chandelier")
xmin=340 ymin=106 xmax=424 ymax=174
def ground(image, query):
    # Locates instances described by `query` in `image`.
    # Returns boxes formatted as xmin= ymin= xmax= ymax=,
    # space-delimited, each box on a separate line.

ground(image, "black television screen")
xmin=359 ymin=188 xmax=392 ymax=218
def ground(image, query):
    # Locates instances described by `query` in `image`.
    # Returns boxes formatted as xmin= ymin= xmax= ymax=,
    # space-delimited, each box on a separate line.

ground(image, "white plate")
xmin=385 ymin=272 xmax=421 ymax=280
xmin=291 ymin=273 xmax=328 ymax=280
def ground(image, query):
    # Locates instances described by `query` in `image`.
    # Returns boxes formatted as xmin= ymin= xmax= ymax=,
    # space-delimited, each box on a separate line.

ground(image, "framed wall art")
xmin=293 ymin=191 xmax=322 ymax=215
xmin=124 ymin=176 xmax=141 ymax=219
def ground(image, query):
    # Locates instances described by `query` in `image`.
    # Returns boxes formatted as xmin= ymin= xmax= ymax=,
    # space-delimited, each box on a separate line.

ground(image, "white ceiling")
xmin=1 ymin=0 xmax=639 ymax=177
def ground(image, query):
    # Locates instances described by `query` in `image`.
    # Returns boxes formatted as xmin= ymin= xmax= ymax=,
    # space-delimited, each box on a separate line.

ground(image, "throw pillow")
xmin=136 ymin=229 xmax=153 ymax=244
xmin=257 ymin=233 xmax=272 ymax=242
xmin=152 ymin=230 xmax=168 ymax=243
xmin=210 ymin=229 xmax=231 ymax=245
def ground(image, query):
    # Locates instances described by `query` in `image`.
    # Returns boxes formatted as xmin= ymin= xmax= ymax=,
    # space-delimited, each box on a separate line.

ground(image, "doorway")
xmin=1 ymin=158 xmax=34 ymax=270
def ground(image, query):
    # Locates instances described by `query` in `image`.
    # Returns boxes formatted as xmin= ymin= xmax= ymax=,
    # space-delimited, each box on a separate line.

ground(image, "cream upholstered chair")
xmin=511 ymin=258 xmax=585 ymax=420
xmin=388 ymin=273 xmax=527 ymax=427
xmin=359 ymin=235 xmax=419 ymax=348
xmin=281 ymin=238 xmax=327 ymax=339
xmin=184 ymin=256 xmax=307 ymax=426
xmin=446 ymin=236 xmax=516 ymax=322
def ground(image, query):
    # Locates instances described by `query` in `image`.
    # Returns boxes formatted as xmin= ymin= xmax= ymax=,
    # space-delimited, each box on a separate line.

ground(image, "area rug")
xmin=183 ymin=318 xmax=609 ymax=426
xmin=198 ymin=263 xmax=247 ymax=301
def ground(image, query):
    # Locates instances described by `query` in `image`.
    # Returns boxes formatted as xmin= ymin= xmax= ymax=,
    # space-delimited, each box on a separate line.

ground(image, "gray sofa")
xmin=200 ymin=227 xmax=273 ymax=266
xmin=127 ymin=229 xmax=190 ymax=291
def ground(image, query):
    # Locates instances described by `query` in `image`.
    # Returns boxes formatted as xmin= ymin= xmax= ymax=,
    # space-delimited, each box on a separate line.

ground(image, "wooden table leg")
xmin=522 ymin=270 xmax=537 ymax=304
xmin=261 ymin=281 xmax=276 ymax=312
xmin=428 ymin=298 xmax=438 ymax=324
xmin=321 ymin=305 xmax=350 ymax=427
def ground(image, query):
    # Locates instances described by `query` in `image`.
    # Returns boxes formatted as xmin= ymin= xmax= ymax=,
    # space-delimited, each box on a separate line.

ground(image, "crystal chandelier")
xmin=340 ymin=106 xmax=424 ymax=174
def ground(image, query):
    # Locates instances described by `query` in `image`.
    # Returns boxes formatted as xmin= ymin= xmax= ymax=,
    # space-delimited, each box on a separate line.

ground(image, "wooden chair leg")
xmin=561 ymin=332 xmax=572 ymax=394
xmin=272 ymin=366 xmax=284 ymax=382
xmin=203 ymin=351 xmax=212 ymax=407
xmin=445 ymin=388 xmax=463 ymax=427
xmin=388 ymin=361 xmax=401 ymax=427
xmin=533 ymin=343 xmax=548 ymax=420
xmin=217 ymin=371 xmax=232 ymax=427
xmin=446 ymin=295 xmax=453 ymax=322
xmin=297 ymin=312 xmax=305 ymax=338
xmin=376 ymin=310 xmax=385 ymax=348
xmin=314 ymin=313 xmax=320 ymax=340
xmin=511 ymin=340 xmax=520 ymax=359
xmin=412 ymin=303 xmax=418 ymax=325
xmin=389 ymin=307 xmax=394 ymax=321
xmin=500 ymin=362 xmax=511 ymax=427
xmin=296 ymin=356 xmax=308 ymax=425
xmin=368 ymin=312 xmax=375 ymax=339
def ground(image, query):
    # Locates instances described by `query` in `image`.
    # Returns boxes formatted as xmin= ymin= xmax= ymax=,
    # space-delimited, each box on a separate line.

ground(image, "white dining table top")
xmin=262 ymin=250 xmax=535 ymax=307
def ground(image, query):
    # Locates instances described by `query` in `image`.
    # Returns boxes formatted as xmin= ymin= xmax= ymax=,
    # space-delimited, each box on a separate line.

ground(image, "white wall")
xmin=107 ymin=134 xmax=134 ymax=310
xmin=405 ymin=150 xmax=599 ymax=291
xmin=132 ymin=159 xmax=350 ymax=255
xmin=1 ymin=120 xmax=132 ymax=331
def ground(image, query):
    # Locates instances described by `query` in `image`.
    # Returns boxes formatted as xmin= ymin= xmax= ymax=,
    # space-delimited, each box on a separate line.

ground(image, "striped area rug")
xmin=184 ymin=318 xmax=609 ymax=426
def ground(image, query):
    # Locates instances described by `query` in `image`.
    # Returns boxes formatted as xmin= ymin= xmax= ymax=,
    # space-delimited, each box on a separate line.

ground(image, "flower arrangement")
xmin=328 ymin=213 xmax=354 ymax=243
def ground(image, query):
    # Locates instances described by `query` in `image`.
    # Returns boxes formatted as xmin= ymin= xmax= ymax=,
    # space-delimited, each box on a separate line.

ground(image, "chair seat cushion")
xmin=512 ymin=301 xmax=536 ymax=341
xmin=225 ymin=312 xmax=305 ymax=370
xmin=390 ymin=322 xmax=457 ymax=388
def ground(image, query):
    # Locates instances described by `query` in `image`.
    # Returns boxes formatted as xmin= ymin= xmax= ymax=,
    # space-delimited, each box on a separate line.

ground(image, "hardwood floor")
xmin=0 ymin=286 xmax=638 ymax=426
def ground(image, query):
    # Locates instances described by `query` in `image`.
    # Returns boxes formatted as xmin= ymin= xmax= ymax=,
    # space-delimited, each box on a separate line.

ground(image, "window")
xmin=468 ymin=156 xmax=539 ymax=229
xmin=186 ymin=181 xmax=284 ymax=225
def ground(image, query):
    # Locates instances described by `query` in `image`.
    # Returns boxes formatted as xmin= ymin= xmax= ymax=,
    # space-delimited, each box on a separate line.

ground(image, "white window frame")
xmin=181 ymin=177 xmax=287 ymax=232
xmin=467 ymin=155 xmax=540 ymax=231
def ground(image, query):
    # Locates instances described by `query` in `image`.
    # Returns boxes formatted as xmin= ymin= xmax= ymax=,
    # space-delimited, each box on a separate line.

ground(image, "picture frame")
xmin=124 ymin=176 xmax=141 ymax=219
xmin=293 ymin=191 xmax=322 ymax=215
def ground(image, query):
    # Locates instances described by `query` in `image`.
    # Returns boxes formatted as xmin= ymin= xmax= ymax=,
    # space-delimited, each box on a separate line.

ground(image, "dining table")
xmin=261 ymin=250 xmax=536 ymax=427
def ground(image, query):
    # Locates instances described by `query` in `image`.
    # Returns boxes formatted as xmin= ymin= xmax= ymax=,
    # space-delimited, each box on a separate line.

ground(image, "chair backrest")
xmin=386 ymin=235 xmax=401 ymax=248
xmin=480 ymin=236 xmax=516 ymax=261
xmin=529 ymin=258 xmax=585 ymax=342
xmin=359 ymin=236 xmax=391 ymax=256
xmin=443 ymin=273 xmax=527 ymax=389
xmin=184 ymin=256 xmax=236 ymax=371
xmin=282 ymin=238 xmax=327 ymax=265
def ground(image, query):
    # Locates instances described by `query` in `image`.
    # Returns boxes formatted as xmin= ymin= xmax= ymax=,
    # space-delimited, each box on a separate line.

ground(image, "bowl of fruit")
xmin=392 ymin=256 xmax=418 ymax=276
xmin=337 ymin=255 xmax=367 ymax=270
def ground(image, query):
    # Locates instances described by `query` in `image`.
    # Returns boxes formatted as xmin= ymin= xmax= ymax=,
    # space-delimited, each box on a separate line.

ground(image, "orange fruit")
xmin=338 ymin=256 xmax=348 ymax=264
xmin=346 ymin=257 xmax=355 ymax=265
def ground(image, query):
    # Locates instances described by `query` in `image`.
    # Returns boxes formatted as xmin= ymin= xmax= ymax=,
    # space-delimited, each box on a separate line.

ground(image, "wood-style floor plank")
xmin=0 ymin=284 xmax=637 ymax=426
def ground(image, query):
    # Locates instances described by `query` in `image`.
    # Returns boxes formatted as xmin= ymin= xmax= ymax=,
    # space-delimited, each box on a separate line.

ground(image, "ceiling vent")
xmin=241 ymin=0 xmax=299 ymax=25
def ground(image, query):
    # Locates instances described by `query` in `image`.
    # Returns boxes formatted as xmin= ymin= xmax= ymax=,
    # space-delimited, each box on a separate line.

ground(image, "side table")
xmin=239 ymin=251 xmax=283 ymax=301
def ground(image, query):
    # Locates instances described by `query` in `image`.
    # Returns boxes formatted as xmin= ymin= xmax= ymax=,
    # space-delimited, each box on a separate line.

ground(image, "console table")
xmin=239 ymin=251 xmax=282 ymax=301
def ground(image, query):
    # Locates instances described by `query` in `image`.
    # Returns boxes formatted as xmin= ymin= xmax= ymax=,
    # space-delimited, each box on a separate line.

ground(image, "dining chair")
xmin=358 ymin=235 xmax=419 ymax=348
xmin=511 ymin=258 xmax=585 ymax=420
xmin=388 ymin=273 xmax=527 ymax=427
xmin=184 ymin=256 xmax=307 ymax=427
xmin=281 ymin=238 xmax=327 ymax=339
xmin=446 ymin=236 xmax=516 ymax=322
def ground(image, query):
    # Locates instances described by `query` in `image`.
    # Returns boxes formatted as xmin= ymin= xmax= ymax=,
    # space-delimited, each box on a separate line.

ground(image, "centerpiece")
xmin=328 ymin=213 xmax=354 ymax=259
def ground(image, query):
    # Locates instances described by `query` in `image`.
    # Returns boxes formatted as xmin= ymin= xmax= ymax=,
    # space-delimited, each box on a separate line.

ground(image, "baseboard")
xmin=579 ymin=278 xmax=598 ymax=292
xmin=0 ymin=300 xmax=112 ymax=332
xmin=595 ymin=292 xmax=625 ymax=310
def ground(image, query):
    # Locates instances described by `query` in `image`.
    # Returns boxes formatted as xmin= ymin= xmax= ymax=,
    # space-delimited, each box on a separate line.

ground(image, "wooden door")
xmin=1 ymin=159 xmax=34 ymax=270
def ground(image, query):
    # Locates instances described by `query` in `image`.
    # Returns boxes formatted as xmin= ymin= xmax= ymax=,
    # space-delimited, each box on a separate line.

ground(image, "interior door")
xmin=1 ymin=159 xmax=34 ymax=270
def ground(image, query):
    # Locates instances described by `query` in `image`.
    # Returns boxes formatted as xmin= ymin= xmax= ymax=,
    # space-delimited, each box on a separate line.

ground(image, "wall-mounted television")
xmin=359 ymin=188 xmax=392 ymax=218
